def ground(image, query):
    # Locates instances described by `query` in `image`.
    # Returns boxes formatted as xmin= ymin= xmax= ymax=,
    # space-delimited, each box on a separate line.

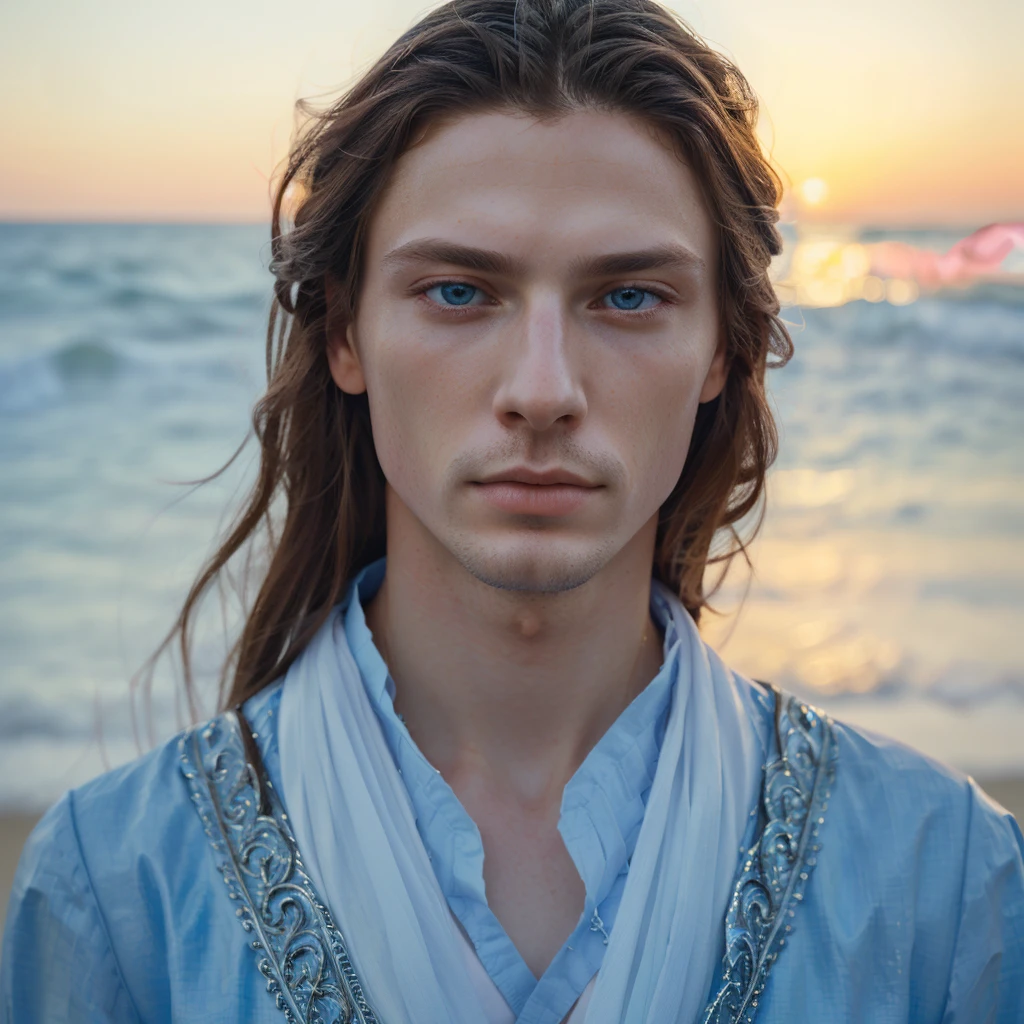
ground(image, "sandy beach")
xmin=978 ymin=778 xmax=1024 ymax=829
xmin=1 ymin=814 xmax=41 ymax=930
xmin=2 ymin=777 xmax=1022 ymax=932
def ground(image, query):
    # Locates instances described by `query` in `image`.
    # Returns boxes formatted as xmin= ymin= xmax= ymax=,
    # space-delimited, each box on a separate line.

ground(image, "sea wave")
xmin=0 ymin=339 xmax=132 ymax=413
xmin=793 ymin=668 xmax=1024 ymax=709
xmin=0 ymin=332 xmax=264 ymax=414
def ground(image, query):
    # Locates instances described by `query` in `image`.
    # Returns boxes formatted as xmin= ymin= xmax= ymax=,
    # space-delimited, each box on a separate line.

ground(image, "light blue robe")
xmin=343 ymin=559 xmax=678 ymax=1022
xmin=3 ymin=670 xmax=1023 ymax=1021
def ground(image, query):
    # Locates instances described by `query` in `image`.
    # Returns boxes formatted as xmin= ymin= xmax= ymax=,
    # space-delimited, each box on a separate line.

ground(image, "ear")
xmin=324 ymin=277 xmax=367 ymax=396
xmin=698 ymin=328 xmax=728 ymax=404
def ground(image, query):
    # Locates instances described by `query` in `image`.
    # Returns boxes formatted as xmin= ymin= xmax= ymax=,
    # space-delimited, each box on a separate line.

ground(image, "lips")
xmin=475 ymin=466 xmax=599 ymax=488
xmin=472 ymin=467 xmax=601 ymax=516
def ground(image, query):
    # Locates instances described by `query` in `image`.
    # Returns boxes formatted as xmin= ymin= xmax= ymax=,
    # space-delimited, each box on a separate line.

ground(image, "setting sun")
xmin=799 ymin=178 xmax=829 ymax=207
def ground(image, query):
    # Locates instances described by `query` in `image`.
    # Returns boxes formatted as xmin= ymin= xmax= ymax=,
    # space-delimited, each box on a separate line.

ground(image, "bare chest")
xmin=459 ymin=793 xmax=586 ymax=979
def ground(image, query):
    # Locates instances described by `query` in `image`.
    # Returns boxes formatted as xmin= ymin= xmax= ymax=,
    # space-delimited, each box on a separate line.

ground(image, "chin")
xmin=446 ymin=532 xmax=620 ymax=594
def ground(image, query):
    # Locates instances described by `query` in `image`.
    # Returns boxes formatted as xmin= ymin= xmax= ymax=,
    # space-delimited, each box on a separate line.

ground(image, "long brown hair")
xmin=156 ymin=0 xmax=792 ymax=716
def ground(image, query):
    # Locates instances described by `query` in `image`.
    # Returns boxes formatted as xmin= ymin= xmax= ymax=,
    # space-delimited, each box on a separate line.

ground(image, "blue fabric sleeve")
xmin=941 ymin=782 xmax=1024 ymax=1024
xmin=0 ymin=792 xmax=141 ymax=1024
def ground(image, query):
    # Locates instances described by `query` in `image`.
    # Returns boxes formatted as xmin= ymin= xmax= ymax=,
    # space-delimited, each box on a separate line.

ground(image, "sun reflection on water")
xmin=775 ymin=222 xmax=1024 ymax=308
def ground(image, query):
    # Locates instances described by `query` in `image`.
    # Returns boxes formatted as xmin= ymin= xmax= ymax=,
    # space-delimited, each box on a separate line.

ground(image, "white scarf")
xmin=278 ymin=580 xmax=763 ymax=1023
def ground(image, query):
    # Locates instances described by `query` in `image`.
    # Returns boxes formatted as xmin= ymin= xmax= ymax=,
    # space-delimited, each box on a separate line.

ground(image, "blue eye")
xmin=603 ymin=287 xmax=658 ymax=311
xmin=426 ymin=282 xmax=483 ymax=307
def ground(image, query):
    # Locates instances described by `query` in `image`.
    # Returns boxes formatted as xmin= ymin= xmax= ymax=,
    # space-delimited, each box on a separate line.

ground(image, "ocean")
xmin=1 ymin=222 xmax=1022 ymax=811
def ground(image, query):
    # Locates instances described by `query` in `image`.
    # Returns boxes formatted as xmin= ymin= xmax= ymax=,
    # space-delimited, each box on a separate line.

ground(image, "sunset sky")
xmin=1 ymin=0 xmax=1021 ymax=225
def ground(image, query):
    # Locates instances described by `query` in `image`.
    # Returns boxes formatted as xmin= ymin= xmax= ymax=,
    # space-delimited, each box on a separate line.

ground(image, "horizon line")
xmin=1 ymin=216 xmax=1019 ymax=233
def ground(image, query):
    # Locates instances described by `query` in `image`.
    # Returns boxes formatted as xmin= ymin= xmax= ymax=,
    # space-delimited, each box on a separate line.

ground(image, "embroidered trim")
xmin=178 ymin=692 xmax=833 ymax=1024
xmin=179 ymin=711 xmax=380 ymax=1024
xmin=702 ymin=693 xmax=838 ymax=1024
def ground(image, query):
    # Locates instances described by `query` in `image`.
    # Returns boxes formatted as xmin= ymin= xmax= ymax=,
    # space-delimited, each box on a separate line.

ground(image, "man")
xmin=3 ymin=0 xmax=1022 ymax=1021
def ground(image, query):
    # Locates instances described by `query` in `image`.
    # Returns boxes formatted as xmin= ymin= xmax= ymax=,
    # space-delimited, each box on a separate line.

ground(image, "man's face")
xmin=329 ymin=108 xmax=726 ymax=593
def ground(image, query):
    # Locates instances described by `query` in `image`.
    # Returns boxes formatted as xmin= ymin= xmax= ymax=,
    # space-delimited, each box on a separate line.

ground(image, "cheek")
xmin=610 ymin=348 xmax=706 ymax=503
xmin=358 ymin=313 xmax=467 ymax=496
xmin=364 ymin=360 xmax=431 ymax=491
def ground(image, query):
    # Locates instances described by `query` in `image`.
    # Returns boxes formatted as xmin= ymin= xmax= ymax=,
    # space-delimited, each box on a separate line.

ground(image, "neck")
xmin=364 ymin=496 xmax=664 ymax=808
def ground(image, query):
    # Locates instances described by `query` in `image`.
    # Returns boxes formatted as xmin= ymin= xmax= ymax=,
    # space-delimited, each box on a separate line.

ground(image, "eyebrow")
xmin=381 ymin=239 xmax=525 ymax=276
xmin=570 ymin=244 xmax=706 ymax=277
xmin=380 ymin=238 xmax=706 ymax=278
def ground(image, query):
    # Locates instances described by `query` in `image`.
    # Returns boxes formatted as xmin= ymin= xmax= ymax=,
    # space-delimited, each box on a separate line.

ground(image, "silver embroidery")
xmin=178 ymin=692 xmax=833 ymax=1024
xmin=702 ymin=693 xmax=838 ymax=1024
xmin=179 ymin=712 xmax=380 ymax=1024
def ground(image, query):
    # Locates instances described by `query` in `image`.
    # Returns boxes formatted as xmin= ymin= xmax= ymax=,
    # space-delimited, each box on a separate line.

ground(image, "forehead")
xmin=366 ymin=108 xmax=717 ymax=269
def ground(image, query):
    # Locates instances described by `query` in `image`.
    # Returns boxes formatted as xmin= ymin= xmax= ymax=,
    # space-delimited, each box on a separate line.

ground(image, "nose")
xmin=492 ymin=292 xmax=587 ymax=433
